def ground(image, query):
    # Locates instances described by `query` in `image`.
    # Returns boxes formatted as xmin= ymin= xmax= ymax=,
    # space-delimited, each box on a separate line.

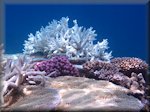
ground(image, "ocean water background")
xmin=5 ymin=4 xmax=148 ymax=62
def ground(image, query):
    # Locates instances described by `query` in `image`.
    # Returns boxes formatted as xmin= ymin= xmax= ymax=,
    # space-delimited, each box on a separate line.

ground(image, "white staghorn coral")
xmin=1 ymin=55 xmax=46 ymax=108
xmin=23 ymin=17 xmax=112 ymax=61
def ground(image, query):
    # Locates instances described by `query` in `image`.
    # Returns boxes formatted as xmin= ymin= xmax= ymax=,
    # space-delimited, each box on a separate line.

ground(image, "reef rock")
xmin=1 ymin=76 xmax=144 ymax=111
xmin=1 ymin=86 xmax=61 ymax=111
xmin=46 ymin=76 xmax=144 ymax=111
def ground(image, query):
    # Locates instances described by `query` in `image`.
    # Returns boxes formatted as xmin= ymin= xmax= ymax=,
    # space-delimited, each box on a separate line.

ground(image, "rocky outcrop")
xmin=46 ymin=76 xmax=144 ymax=111
xmin=1 ymin=76 xmax=144 ymax=111
xmin=1 ymin=86 xmax=61 ymax=111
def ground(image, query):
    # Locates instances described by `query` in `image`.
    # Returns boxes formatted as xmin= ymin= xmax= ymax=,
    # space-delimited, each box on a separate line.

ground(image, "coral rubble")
xmin=34 ymin=55 xmax=79 ymax=77
xmin=23 ymin=17 xmax=112 ymax=61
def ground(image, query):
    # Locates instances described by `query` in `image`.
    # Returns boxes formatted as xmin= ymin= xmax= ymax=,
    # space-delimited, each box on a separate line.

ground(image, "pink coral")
xmin=34 ymin=55 xmax=79 ymax=77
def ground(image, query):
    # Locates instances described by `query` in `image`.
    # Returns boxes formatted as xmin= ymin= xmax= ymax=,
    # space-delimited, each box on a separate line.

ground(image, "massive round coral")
xmin=34 ymin=55 xmax=79 ymax=77
xmin=110 ymin=57 xmax=148 ymax=77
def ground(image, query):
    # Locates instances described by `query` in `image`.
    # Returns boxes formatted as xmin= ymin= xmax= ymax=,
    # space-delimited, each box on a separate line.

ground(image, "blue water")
xmin=5 ymin=4 xmax=148 ymax=62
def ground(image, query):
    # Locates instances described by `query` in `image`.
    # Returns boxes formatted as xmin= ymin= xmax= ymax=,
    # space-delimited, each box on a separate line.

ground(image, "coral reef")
xmin=1 ymin=53 xmax=149 ymax=111
xmin=111 ymin=57 xmax=148 ymax=77
xmin=2 ymin=15 xmax=150 ymax=111
xmin=82 ymin=60 xmax=146 ymax=97
xmin=34 ymin=55 xmax=79 ymax=77
xmin=1 ymin=55 xmax=46 ymax=108
xmin=82 ymin=60 xmax=149 ymax=109
xmin=23 ymin=17 xmax=112 ymax=61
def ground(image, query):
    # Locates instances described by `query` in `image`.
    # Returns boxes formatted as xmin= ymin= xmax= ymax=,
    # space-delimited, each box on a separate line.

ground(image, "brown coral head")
xmin=82 ymin=60 xmax=120 ymax=80
xmin=111 ymin=57 xmax=148 ymax=77
xmin=83 ymin=60 xmax=119 ymax=73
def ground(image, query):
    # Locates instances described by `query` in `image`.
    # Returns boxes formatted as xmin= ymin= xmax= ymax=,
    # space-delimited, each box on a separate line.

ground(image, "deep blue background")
xmin=5 ymin=4 xmax=148 ymax=62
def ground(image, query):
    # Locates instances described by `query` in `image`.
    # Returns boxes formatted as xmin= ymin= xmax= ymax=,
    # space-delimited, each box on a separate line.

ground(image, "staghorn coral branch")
xmin=46 ymin=71 xmax=57 ymax=77
xmin=1 ymin=55 xmax=47 ymax=108
xmin=6 ymin=76 xmax=17 ymax=83
xmin=26 ymin=74 xmax=45 ymax=86
xmin=4 ymin=71 xmax=17 ymax=81
xmin=2 ymin=81 xmax=18 ymax=96
xmin=25 ymin=71 xmax=46 ymax=76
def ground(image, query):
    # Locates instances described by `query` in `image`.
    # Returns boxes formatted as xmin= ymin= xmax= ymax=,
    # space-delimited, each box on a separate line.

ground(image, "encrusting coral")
xmin=0 ymin=55 xmax=46 ymax=108
xmin=34 ymin=55 xmax=79 ymax=77
xmin=23 ymin=17 xmax=112 ymax=62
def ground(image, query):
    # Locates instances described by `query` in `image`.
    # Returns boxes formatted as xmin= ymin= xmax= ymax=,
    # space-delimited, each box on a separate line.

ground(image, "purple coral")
xmin=34 ymin=55 xmax=79 ymax=77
